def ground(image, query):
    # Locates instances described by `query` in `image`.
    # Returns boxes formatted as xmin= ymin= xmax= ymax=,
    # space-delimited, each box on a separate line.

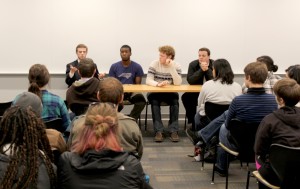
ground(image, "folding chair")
xmin=253 ymin=144 xmax=300 ymax=189
xmin=44 ymin=118 xmax=64 ymax=133
xmin=211 ymin=119 xmax=259 ymax=189
xmin=198 ymin=102 xmax=229 ymax=169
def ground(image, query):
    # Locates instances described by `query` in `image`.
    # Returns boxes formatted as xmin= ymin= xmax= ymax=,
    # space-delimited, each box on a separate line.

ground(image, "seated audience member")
xmin=254 ymin=78 xmax=300 ymax=188
xmin=286 ymin=65 xmax=300 ymax=107
xmin=12 ymin=92 xmax=67 ymax=156
xmin=28 ymin=64 xmax=70 ymax=131
xmin=242 ymin=55 xmax=281 ymax=94
xmin=66 ymin=58 xmax=100 ymax=115
xmin=68 ymin=77 xmax=143 ymax=159
xmin=286 ymin=64 xmax=300 ymax=84
xmin=109 ymin=45 xmax=146 ymax=120
xmin=186 ymin=62 xmax=278 ymax=173
xmin=65 ymin=43 xmax=104 ymax=87
xmin=181 ymin=47 xmax=213 ymax=130
xmin=58 ymin=103 xmax=152 ymax=189
xmin=0 ymin=106 xmax=57 ymax=189
xmin=192 ymin=58 xmax=241 ymax=132
xmin=146 ymin=45 xmax=182 ymax=142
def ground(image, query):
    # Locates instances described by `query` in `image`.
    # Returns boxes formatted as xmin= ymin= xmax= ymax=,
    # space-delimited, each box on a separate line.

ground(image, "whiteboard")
xmin=1 ymin=0 xmax=299 ymax=74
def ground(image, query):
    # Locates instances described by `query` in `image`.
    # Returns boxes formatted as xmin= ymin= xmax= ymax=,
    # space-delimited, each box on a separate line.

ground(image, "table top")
xmin=123 ymin=84 xmax=202 ymax=93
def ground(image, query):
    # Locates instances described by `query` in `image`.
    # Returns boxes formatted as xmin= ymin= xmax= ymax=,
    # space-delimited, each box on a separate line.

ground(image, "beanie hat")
xmin=12 ymin=92 xmax=43 ymax=117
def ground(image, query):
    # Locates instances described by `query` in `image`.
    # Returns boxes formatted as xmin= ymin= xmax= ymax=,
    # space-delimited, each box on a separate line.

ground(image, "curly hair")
xmin=0 ymin=106 xmax=57 ymax=189
xmin=159 ymin=45 xmax=175 ymax=60
xmin=71 ymin=103 xmax=122 ymax=155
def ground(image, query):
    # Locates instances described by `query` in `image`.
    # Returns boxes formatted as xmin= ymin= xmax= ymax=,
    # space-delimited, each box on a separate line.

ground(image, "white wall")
xmin=0 ymin=0 xmax=299 ymax=74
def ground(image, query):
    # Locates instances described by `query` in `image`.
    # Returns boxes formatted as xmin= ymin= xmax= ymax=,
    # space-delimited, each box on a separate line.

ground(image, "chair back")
xmin=70 ymin=103 xmax=89 ymax=116
xmin=0 ymin=101 xmax=12 ymax=116
xmin=269 ymin=144 xmax=300 ymax=188
xmin=227 ymin=119 xmax=259 ymax=162
xmin=44 ymin=118 xmax=64 ymax=133
xmin=205 ymin=102 xmax=229 ymax=121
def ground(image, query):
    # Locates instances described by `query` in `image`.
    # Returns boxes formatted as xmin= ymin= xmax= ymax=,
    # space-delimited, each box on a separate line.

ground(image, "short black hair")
xmin=120 ymin=45 xmax=131 ymax=52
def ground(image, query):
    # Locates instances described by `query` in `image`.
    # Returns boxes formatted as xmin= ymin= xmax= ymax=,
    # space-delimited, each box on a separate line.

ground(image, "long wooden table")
xmin=123 ymin=84 xmax=202 ymax=93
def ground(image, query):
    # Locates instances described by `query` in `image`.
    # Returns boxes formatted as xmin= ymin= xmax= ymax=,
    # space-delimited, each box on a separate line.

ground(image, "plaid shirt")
xmin=242 ymin=72 xmax=281 ymax=94
xmin=41 ymin=90 xmax=70 ymax=130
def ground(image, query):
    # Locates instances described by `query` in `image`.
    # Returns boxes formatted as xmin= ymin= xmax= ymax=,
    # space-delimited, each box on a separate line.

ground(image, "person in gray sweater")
xmin=68 ymin=77 xmax=143 ymax=159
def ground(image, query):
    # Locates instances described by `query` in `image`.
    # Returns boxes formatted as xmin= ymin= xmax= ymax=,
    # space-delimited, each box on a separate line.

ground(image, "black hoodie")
xmin=58 ymin=149 xmax=152 ymax=189
xmin=255 ymin=106 xmax=300 ymax=159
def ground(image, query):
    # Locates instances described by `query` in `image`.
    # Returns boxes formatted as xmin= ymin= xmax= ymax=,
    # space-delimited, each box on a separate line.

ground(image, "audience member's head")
xmin=257 ymin=55 xmax=278 ymax=72
xmin=97 ymin=77 xmax=124 ymax=105
xmin=244 ymin=62 xmax=268 ymax=84
xmin=71 ymin=103 xmax=121 ymax=155
xmin=12 ymin=91 xmax=43 ymax=117
xmin=285 ymin=64 xmax=300 ymax=84
xmin=76 ymin=44 xmax=88 ymax=61
xmin=0 ymin=106 xmax=56 ymax=188
xmin=159 ymin=45 xmax=175 ymax=60
xmin=212 ymin=59 xmax=234 ymax=84
xmin=28 ymin=64 xmax=50 ymax=98
xmin=273 ymin=78 xmax=300 ymax=107
xmin=78 ymin=58 xmax=96 ymax=78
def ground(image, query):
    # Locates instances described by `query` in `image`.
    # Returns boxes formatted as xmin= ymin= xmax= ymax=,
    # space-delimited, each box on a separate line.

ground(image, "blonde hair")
xmin=71 ymin=103 xmax=121 ymax=154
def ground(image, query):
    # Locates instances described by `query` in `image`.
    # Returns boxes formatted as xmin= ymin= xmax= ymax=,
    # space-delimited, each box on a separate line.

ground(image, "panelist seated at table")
xmin=182 ymin=47 xmax=214 ymax=131
xmin=109 ymin=45 xmax=146 ymax=121
xmin=65 ymin=44 xmax=105 ymax=87
xmin=146 ymin=45 xmax=182 ymax=143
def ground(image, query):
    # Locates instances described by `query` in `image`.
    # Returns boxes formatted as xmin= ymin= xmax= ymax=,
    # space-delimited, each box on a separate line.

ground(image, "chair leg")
xmin=211 ymin=160 xmax=216 ymax=184
xmin=246 ymin=170 xmax=250 ymax=189
xmin=184 ymin=114 xmax=187 ymax=130
xmin=211 ymin=145 xmax=218 ymax=184
xmin=144 ymin=102 xmax=148 ymax=131
xmin=201 ymin=147 xmax=205 ymax=170
xmin=225 ymin=153 xmax=229 ymax=189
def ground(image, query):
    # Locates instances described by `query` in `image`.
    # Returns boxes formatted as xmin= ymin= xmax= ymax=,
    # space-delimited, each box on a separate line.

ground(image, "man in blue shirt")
xmin=186 ymin=62 xmax=278 ymax=176
xmin=109 ymin=45 xmax=146 ymax=121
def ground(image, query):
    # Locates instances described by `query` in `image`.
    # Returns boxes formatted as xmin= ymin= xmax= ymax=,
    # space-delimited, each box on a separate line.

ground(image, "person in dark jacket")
xmin=66 ymin=58 xmax=100 ymax=115
xmin=255 ymin=78 xmax=300 ymax=188
xmin=0 ymin=106 xmax=57 ymax=189
xmin=58 ymin=103 xmax=152 ymax=189
xmin=181 ymin=47 xmax=213 ymax=130
xmin=65 ymin=44 xmax=104 ymax=87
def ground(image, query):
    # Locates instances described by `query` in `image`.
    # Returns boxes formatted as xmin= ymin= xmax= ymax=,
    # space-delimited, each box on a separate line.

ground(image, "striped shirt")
xmin=41 ymin=90 xmax=70 ymax=131
xmin=146 ymin=60 xmax=182 ymax=86
xmin=225 ymin=88 xmax=277 ymax=127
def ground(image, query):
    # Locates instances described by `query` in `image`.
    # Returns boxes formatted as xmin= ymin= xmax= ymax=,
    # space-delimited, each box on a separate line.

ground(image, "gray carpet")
xmin=140 ymin=121 xmax=258 ymax=189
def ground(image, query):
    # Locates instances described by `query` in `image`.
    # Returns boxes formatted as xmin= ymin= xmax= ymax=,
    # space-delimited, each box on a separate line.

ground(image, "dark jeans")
xmin=124 ymin=93 xmax=146 ymax=120
xmin=198 ymin=110 xmax=228 ymax=144
xmin=147 ymin=92 xmax=179 ymax=133
xmin=181 ymin=92 xmax=199 ymax=130
xmin=194 ymin=113 xmax=211 ymax=131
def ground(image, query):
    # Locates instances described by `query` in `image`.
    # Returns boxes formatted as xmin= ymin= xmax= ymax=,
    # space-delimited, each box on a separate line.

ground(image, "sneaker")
xmin=185 ymin=128 xmax=200 ymax=145
xmin=170 ymin=132 xmax=180 ymax=142
xmin=154 ymin=132 xmax=163 ymax=142
xmin=214 ymin=166 xmax=227 ymax=177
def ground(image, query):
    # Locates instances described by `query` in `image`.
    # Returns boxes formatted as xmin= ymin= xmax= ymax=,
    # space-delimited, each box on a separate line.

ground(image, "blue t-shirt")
xmin=109 ymin=61 xmax=144 ymax=84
